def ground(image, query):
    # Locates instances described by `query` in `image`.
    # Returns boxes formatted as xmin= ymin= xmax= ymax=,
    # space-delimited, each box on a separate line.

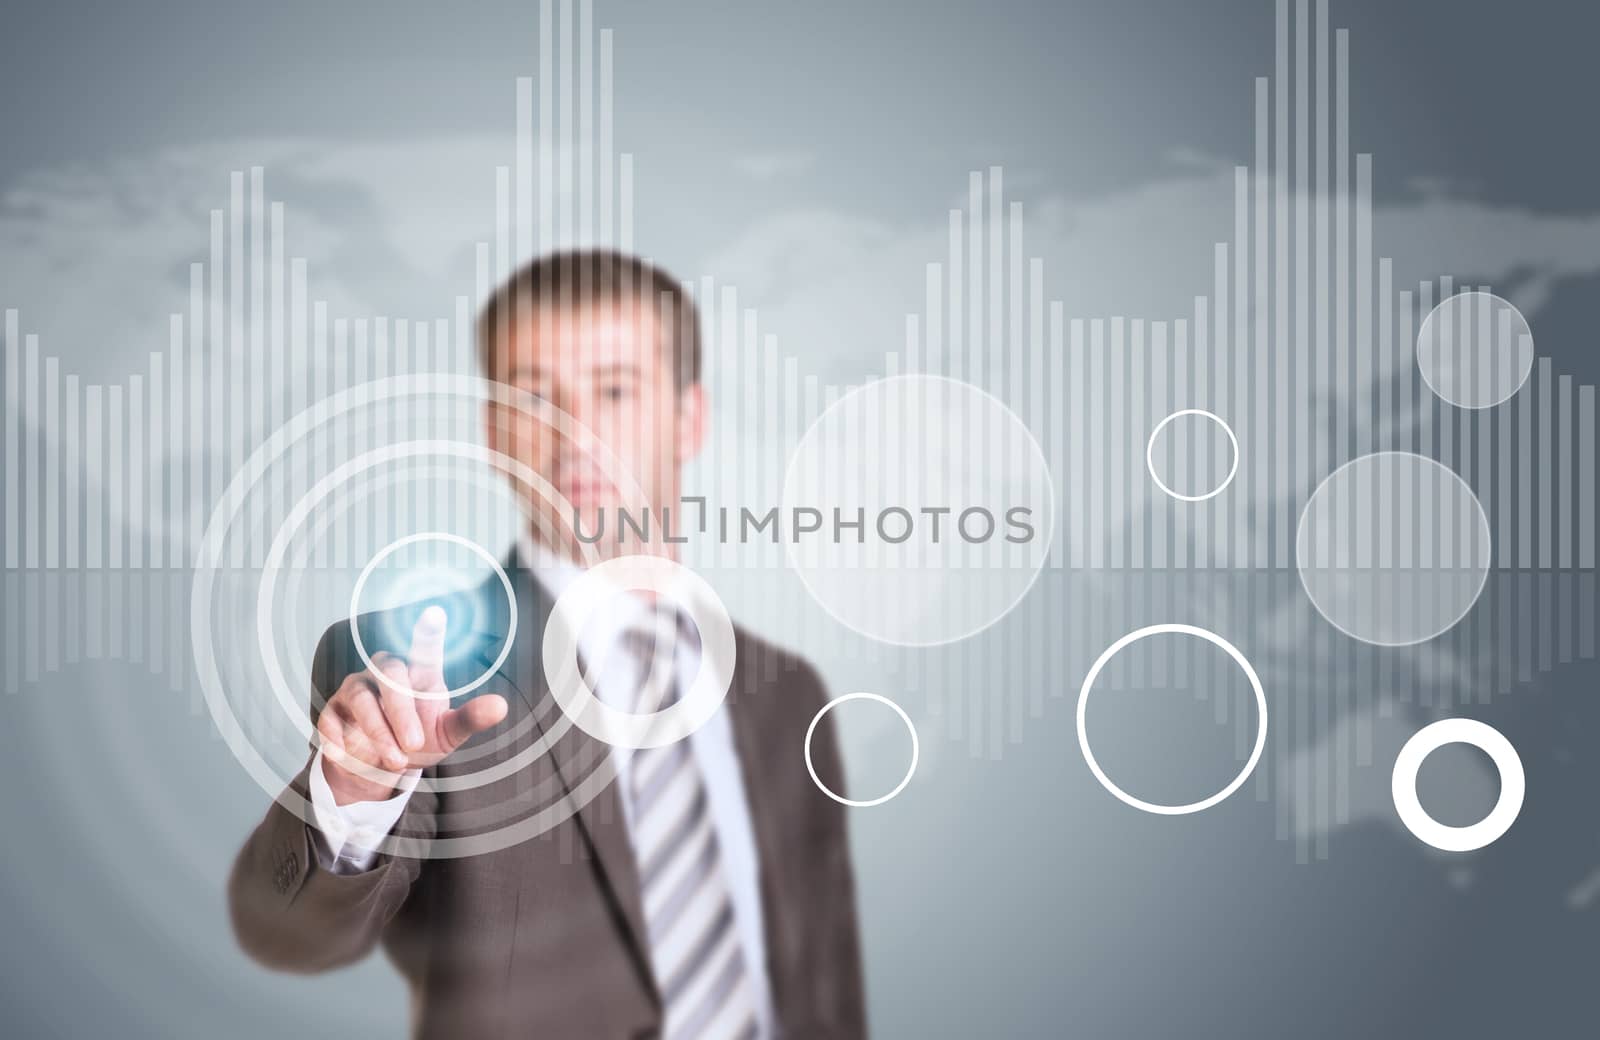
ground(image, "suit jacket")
xmin=228 ymin=559 xmax=867 ymax=1039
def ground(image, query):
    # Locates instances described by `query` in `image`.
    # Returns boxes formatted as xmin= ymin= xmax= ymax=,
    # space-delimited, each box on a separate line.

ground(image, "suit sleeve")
xmin=793 ymin=657 xmax=870 ymax=1037
xmin=226 ymin=623 xmax=437 ymax=973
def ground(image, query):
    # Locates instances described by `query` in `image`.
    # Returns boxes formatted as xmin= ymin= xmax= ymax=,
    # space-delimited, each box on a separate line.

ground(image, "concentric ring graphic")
xmin=192 ymin=373 xmax=661 ymax=858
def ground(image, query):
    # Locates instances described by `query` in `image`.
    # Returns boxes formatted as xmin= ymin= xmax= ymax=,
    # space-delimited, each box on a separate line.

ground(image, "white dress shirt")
xmin=307 ymin=538 xmax=775 ymax=1038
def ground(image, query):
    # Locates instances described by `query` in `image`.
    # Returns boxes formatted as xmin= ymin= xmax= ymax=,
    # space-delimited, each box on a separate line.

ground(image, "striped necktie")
xmin=620 ymin=608 xmax=759 ymax=1040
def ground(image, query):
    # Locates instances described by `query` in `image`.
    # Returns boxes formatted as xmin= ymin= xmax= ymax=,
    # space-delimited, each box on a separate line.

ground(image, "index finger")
xmin=407 ymin=605 xmax=448 ymax=693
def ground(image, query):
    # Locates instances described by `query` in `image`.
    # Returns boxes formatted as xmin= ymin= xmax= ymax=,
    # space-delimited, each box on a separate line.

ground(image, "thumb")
xmin=438 ymin=693 xmax=509 ymax=751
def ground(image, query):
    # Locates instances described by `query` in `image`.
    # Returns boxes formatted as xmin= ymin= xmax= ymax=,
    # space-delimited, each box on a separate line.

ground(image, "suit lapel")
xmin=479 ymin=558 xmax=658 ymax=999
xmin=721 ymin=631 xmax=798 ymax=1017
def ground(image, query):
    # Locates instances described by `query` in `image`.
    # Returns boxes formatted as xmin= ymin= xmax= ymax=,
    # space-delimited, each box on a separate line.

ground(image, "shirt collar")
xmin=515 ymin=533 xmax=693 ymax=711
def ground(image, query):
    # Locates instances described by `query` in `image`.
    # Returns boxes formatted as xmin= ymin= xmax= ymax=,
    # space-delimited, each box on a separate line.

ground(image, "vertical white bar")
xmin=209 ymin=211 xmax=226 ymax=545
xmin=948 ymin=211 xmax=963 ymax=384
xmin=86 ymin=386 xmax=103 ymax=570
xmin=187 ymin=265 xmax=204 ymax=560
xmin=250 ymin=167 xmax=266 ymax=476
xmin=1213 ymin=244 xmax=1229 ymax=568
xmin=1130 ymin=319 xmax=1146 ymax=570
xmin=1517 ymin=324 xmax=1531 ymax=569
xmin=129 ymin=374 xmax=144 ymax=569
xmin=1088 ymin=318 xmax=1104 ymax=570
xmin=1152 ymin=321 xmax=1169 ymax=570
xmin=1028 ymin=255 xmax=1044 ymax=565
xmin=1049 ymin=302 xmax=1066 ymax=570
xmin=1109 ymin=317 xmax=1125 ymax=571
xmin=1559 ymin=374 xmax=1573 ymax=570
xmin=1539 ymin=358 xmax=1552 ymax=570
xmin=1294 ymin=0 xmax=1310 ymax=532
xmin=1174 ymin=319 xmax=1189 ymax=571
xmin=4 ymin=309 xmax=17 ymax=568
xmin=230 ymin=173 xmax=245 ymax=565
xmin=1334 ymin=30 xmax=1349 ymax=477
xmin=108 ymin=385 xmax=123 ymax=570
xmin=1068 ymin=316 xmax=1085 ymax=570
xmin=353 ymin=317 xmax=370 ymax=558
xmin=314 ymin=302 xmax=329 ymax=569
xmin=22 ymin=333 xmax=38 ymax=568
xmin=1233 ymin=167 xmax=1249 ymax=566
xmin=579 ymin=0 xmax=594 ymax=243
xmin=1194 ymin=295 xmax=1211 ymax=569
xmin=44 ymin=356 xmax=59 ymax=569
xmin=1253 ymin=78 xmax=1270 ymax=568
xmin=1355 ymin=153 xmax=1372 ymax=465
xmin=64 ymin=374 xmax=79 ymax=570
xmin=270 ymin=202 xmax=285 ymax=569
xmin=600 ymin=29 xmax=614 ymax=244
xmin=151 ymin=349 xmax=165 ymax=569
xmin=967 ymin=173 xmax=983 ymax=390
xmin=539 ymin=0 xmax=555 ymax=253
xmin=1579 ymin=384 xmax=1595 ymax=569
xmin=334 ymin=319 xmax=351 ymax=569
xmin=1274 ymin=0 xmax=1290 ymax=569
xmin=290 ymin=259 xmax=308 ymax=563
xmin=517 ymin=77 xmax=534 ymax=262
xmin=156 ymin=329 xmax=172 ymax=569
xmin=559 ymin=0 xmax=574 ymax=249
xmin=1313 ymin=0 xmax=1330 ymax=491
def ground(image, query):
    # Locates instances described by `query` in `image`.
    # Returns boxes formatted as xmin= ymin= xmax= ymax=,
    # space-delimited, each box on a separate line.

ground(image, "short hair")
xmin=474 ymin=248 xmax=701 ymax=390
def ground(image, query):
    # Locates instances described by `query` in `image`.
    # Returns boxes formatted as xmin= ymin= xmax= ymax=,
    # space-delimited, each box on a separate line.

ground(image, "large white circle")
xmin=781 ymin=374 xmax=1055 ymax=648
xmin=1077 ymin=624 xmax=1267 ymax=816
xmin=1297 ymin=451 xmax=1491 ymax=647
xmin=1417 ymin=291 xmax=1534 ymax=410
xmin=541 ymin=554 xmax=737 ymax=749
xmin=347 ymin=531 xmax=517 ymax=702
xmin=1392 ymin=718 xmax=1524 ymax=852
xmin=804 ymin=692 xmax=919 ymax=808
xmin=1146 ymin=408 xmax=1239 ymax=502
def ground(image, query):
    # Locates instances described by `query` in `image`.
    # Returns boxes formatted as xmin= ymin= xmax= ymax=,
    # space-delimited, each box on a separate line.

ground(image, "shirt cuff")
xmin=308 ymin=745 xmax=422 ymax=873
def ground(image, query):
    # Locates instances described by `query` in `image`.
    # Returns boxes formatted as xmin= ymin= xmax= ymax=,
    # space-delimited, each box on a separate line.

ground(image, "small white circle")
xmin=1416 ymin=290 xmax=1534 ymax=410
xmin=348 ymin=532 xmax=518 ymax=702
xmin=542 ymin=555 xmax=737 ymax=750
xmin=1391 ymin=718 xmax=1524 ymax=852
xmin=1146 ymin=409 xmax=1239 ymax=502
xmin=1077 ymin=624 xmax=1267 ymax=815
xmin=805 ymin=692 xmax=919 ymax=808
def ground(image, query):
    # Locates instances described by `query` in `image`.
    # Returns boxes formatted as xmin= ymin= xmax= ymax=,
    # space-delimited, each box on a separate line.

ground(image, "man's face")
xmin=485 ymin=298 xmax=705 ymax=562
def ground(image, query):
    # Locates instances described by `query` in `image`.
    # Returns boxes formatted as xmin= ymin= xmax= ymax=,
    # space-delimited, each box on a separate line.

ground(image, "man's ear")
xmin=676 ymin=382 xmax=707 ymax=464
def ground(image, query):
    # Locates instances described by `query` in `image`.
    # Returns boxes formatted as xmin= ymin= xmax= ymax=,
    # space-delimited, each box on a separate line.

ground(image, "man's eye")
xmin=602 ymin=384 xmax=628 ymax=401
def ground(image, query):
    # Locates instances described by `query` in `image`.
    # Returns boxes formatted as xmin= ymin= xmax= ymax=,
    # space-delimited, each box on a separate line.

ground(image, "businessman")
xmin=229 ymin=250 xmax=866 ymax=1039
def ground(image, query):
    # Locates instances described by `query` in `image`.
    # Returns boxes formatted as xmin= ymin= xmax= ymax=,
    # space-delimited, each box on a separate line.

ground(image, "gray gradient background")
xmin=2 ymin=1 xmax=1599 ymax=1037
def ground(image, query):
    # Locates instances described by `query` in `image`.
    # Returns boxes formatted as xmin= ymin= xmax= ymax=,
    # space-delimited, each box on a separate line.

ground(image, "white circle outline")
xmin=1295 ymin=450 xmax=1492 ymax=647
xmin=1076 ymin=624 xmax=1267 ymax=816
xmin=1416 ymin=290 xmax=1534 ymax=411
xmin=347 ymin=531 xmax=517 ymax=702
xmin=804 ymin=692 xmax=919 ymax=808
xmin=541 ymin=554 xmax=737 ymax=750
xmin=1391 ymin=717 xmax=1524 ymax=852
xmin=1146 ymin=408 xmax=1239 ymax=502
xmin=779 ymin=373 xmax=1057 ymax=649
